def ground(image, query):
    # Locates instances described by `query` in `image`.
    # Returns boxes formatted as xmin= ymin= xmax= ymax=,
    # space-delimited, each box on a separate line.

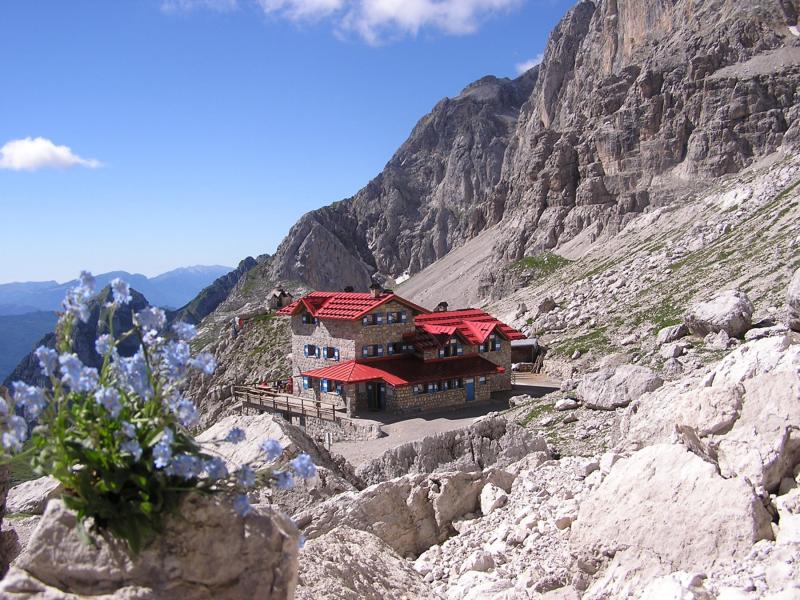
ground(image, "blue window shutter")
xmin=377 ymin=345 xmax=384 ymax=356
xmin=362 ymin=346 xmax=368 ymax=358
xmin=438 ymin=348 xmax=445 ymax=358
xmin=457 ymin=345 xmax=464 ymax=356
xmin=388 ymin=344 xmax=394 ymax=355
xmin=334 ymin=348 xmax=340 ymax=361
xmin=304 ymin=345 xmax=309 ymax=357
xmin=303 ymin=376 xmax=310 ymax=390
xmin=315 ymin=346 xmax=321 ymax=358
xmin=401 ymin=312 xmax=407 ymax=323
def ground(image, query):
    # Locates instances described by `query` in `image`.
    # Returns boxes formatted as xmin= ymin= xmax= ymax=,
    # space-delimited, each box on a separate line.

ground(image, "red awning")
xmin=302 ymin=355 xmax=504 ymax=387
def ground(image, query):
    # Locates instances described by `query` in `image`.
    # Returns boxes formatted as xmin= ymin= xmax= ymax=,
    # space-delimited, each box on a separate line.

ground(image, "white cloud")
xmin=0 ymin=137 xmax=102 ymax=172
xmin=515 ymin=52 xmax=543 ymax=74
xmin=165 ymin=0 xmax=523 ymax=43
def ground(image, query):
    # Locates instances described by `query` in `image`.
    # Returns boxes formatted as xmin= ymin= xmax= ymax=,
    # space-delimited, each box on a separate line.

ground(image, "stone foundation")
xmin=291 ymin=415 xmax=386 ymax=443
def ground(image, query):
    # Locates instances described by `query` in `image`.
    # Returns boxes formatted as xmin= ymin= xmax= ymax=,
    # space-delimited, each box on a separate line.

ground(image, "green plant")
xmin=508 ymin=252 xmax=572 ymax=277
xmin=1 ymin=273 xmax=316 ymax=555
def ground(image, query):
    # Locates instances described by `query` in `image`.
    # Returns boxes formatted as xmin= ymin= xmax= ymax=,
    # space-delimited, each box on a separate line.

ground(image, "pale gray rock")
xmin=744 ymin=324 xmax=789 ymax=341
xmin=716 ymin=371 xmax=800 ymax=491
xmin=554 ymin=398 xmax=579 ymax=411
xmin=571 ymin=445 xmax=774 ymax=580
xmin=295 ymin=470 xmax=511 ymax=557
xmin=685 ymin=290 xmax=754 ymax=338
xmin=656 ymin=324 xmax=689 ymax=346
xmin=708 ymin=335 xmax=800 ymax=389
xmin=660 ymin=343 xmax=684 ymax=359
xmin=296 ymin=526 xmax=437 ymax=600
xmin=0 ymin=516 xmax=40 ymax=573
xmin=480 ymin=483 xmax=508 ymax=516
xmin=460 ymin=550 xmax=495 ymax=574
xmin=789 ymin=268 xmax=800 ymax=332
xmin=5 ymin=477 xmax=61 ymax=516
xmin=0 ymin=495 xmax=299 ymax=600
xmin=577 ymin=364 xmax=663 ymax=411
xmin=356 ymin=416 xmax=548 ymax=485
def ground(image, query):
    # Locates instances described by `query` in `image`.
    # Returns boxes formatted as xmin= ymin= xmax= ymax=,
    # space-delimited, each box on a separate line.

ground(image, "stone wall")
xmin=292 ymin=415 xmax=385 ymax=442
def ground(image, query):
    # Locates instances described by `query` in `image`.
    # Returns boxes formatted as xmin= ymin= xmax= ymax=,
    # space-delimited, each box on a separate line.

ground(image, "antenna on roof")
xmin=369 ymin=282 xmax=383 ymax=298
xmin=435 ymin=301 xmax=449 ymax=312
xmin=343 ymin=286 xmax=354 ymax=292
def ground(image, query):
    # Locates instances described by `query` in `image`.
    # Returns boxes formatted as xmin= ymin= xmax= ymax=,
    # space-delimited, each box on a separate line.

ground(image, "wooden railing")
xmin=232 ymin=385 xmax=339 ymax=422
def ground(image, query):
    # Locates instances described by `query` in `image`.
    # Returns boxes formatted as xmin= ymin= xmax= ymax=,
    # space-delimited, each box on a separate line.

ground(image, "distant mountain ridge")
xmin=0 ymin=266 xmax=233 ymax=315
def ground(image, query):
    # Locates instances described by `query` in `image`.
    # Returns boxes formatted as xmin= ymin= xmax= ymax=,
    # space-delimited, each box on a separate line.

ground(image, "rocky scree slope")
xmin=252 ymin=0 xmax=800 ymax=303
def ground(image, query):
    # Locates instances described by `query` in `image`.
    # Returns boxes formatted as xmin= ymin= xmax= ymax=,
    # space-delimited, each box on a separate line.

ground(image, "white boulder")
xmin=480 ymin=483 xmax=508 ymax=516
xmin=5 ymin=477 xmax=61 ymax=515
xmin=789 ymin=269 xmax=800 ymax=332
xmin=685 ymin=289 xmax=754 ymax=338
xmin=656 ymin=324 xmax=689 ymax=346
xmin=554 ymin=398 xmax=579 ymax=411
xmin=577 ymin=364 xmax=663 ymax=410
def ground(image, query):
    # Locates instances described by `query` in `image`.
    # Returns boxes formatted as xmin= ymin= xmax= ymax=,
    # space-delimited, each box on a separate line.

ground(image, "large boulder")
xmin=356 ymin=415 xmax=548 ymax=485
xmin=0 ymin=495 xmax=299 ymax=599
xmin=5 ymin=477 xmax=61 ymax=516
xmin=577 ymin=365 xmax=663 ymax=411
xmin=684 ymin=290 xmax=754 ymax=338
xmin=295 ymin=469 xmax=511 ymax=557
xmin=571 ymin=445 xmax=773 ymax=580
xmin=706 ymin=334 xmax=799 ymax=389
xmin=197 ymin=414 xmax=360 ymax=515
xmin=789 ymin=268 xmax=800 ymax=332
xmin=295 ymin=526 xmax=436 ymax=600
xmin=716 ymin=371 xmax=800 ymax=491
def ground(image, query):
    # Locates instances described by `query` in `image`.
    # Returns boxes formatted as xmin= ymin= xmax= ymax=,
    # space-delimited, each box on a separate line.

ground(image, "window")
xmin=362 ymin=312 xmax=385 ymax=326
xmin=336 ymin=383 xmax=345 ymax=396
xmin=387 ymin=311 xmax=408 ymax=324
xmin=438 ymin=337 xmax=463 ymax=358
xmin=388 ymin=342 xmax=413 ymax=355
xmin=489 ymin=334 xmax=501 ymax=352
xmin=478 ymin=342 xmax=487 ymax=353
xmin=414 ymin=384 xmax=425 ymax=395
xmin=361 ymin=344 xmax=384 ymax=358
xmin=447 ymin=378 xmax=463 ymax=389
xmin=321 ymin=379 xmax=330 ymax=392
xmin=426 ymin=382 xmax=440 ymax=393
xmin=479 ymin=376 xmax=487 ymax=385
xmin=303 ymin=344 xmax=320 ymax=358
xmin=301 ymin=313 xmax=318 ymax=325
xmin=302 ymin=376 xmax=311 ymax=390
xmin=323 ymin=346 xmax=339 ymax=361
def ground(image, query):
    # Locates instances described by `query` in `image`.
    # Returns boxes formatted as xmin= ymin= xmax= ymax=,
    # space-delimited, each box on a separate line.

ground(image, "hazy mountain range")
xmin=0 ymin=266 xmax=233 ymax=316
xmin=0 ymin=265 xmax=232 ymax=382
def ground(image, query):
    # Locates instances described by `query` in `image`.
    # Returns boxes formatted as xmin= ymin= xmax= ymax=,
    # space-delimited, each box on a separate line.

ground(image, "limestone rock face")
xmin=296 ymin=526 xmax=437 ymax=600
xmin=355 ymin=415 xmax=548 ymax=485
xmin=789 ymin=268 xmax=800 ymax=332
xmin=684 ymin=289 xmax=754 ymax=338
xmin=196 ymin=414 xmax=361 ymax=516
xmin=656 ymin=324 xmax=689 ymax=346
xmin=0 ymin=495 xmax=299 ymax=600
xmin=577 ymin=364 xmax=663 ymax=410
xmin=294 ymin=470 xmax=510 ymax=557
xmin=5 ymin=477 xmax=61 ymax=516
xmin=716 ymin=371 xmax=800 ymax=490
xmin=570 ymin=444 xmax=774 ymax=577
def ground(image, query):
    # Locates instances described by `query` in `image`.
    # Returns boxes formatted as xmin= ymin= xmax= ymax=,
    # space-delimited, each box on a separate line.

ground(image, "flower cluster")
xmin=0 ymin=273 xmax=314 ymax=554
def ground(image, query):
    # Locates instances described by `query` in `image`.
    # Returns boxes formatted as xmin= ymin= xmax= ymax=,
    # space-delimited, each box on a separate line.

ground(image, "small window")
xmin=489 ymin=334 xmax=501 ymax=352
xmin=362 ymin=344 xmax=384 ymax=358
xmin=414 ymin=384 xmax=424 ymax=395
xmin=304 ymin=344 xmax=320 ymax=358
xmin=362 ymin=313 xmax=385 ymax=326
xmin=426 ymin=382 xmax=439 ymax=393
xmin=387 ymin=311 xmax=408 ymax=324
xmin=479 ymin=376 xmax=487 ymax=385
xmin=336 ymin=383 xmax=345 ymax=396
xmin=323 ymin=346 xmax=339 ymax=360
xmin=302 ymin=376 xmax=311 ymax=390
xmin=301 ymin=313 xmax=318 ymax=325
xmin=321 ymin=379 xmax=330 ymax=392
xmin=478 ymin=343 xmax=487 ymax=353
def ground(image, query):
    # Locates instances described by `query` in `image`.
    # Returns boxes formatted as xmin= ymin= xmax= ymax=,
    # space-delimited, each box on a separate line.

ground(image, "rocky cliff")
xmin=260 ymin=0 xmax=799 ymax=301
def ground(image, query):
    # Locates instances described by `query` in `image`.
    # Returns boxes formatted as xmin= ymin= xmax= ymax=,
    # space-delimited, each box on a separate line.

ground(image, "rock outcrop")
xmin=5 ymin=477 xmax=60 ymax=516
xmin=197 ymin=414 xmax=361 ymax=515
xmin=789 ymin=267 xmax=800 ymax=332
xmin=296 ymin=526 xmax=437 ymax=600
xmin=577 ymin=364 xmax=663 ymax=410
xmin=684 ymin=289 xmax=754 ymax=338
xmin=570 ymin=444 xmax=774 ymax=582
xmin=355 ymin=415 xmax=549 ymax=485
xmin=0 ymin=495 xmax=299 ymax=600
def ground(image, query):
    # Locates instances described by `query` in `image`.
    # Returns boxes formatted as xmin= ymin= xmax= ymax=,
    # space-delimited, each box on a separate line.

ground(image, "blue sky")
xmin=0 ymin=0 xmax=572 ymax=284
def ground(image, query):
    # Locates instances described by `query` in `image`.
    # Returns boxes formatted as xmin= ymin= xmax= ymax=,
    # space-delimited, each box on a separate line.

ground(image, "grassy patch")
xmin=8 ymin=446 xmax=39 ymax=486
xmin=520 ymin=402 xmax=555 ymax=427
xmin=508 ymin=252 xmax=572 ymax=277
xmin=552 ymin=328 xmax=610 ymax=357
xmin=632 ymin=299 xmax=683 ymax=331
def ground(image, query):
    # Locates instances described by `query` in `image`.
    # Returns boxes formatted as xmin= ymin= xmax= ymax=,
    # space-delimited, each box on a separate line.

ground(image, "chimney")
xmin=343 ymin=286 xmax=354 ymax=293
xmin=436 ymin=301 xmax=449 ymax=312
xmin=369 ymin=282 xmax=383 ymax=298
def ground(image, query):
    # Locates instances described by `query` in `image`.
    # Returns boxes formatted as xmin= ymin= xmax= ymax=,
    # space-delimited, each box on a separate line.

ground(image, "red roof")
xmin=302 ymin=355 xmax=504 ymax=386
xmin=277 ymin=291 xmax=429 ymax=321
xmin=415 ymin=309 xmax=526 ymax=344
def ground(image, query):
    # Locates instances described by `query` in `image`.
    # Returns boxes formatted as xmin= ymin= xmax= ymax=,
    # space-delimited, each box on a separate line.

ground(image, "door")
xmin=465 ymin=378 xmax=475 ymax=402
xmin=367 ymin=382 xmax=384 ymax=411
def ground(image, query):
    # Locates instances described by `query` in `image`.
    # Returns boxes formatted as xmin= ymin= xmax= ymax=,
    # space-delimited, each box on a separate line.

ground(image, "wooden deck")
xmin=232 ymin=385 xmax=341 ymax=422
